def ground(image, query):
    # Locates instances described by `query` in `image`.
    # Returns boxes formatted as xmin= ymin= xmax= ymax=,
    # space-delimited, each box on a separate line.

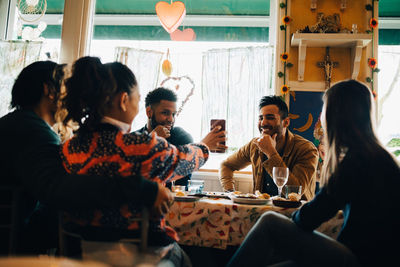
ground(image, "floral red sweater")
xmin=60 ymin=123 xmax=209 ymax=242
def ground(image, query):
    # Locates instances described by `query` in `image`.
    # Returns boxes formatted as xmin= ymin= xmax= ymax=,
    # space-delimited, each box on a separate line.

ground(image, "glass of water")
xmin=171 ymin=180 xmax=186 ymax=193
xmin=188 ymin=180 xmax=204 ymax=194
xmin=272 ymin=167 xmax=289 ymax=197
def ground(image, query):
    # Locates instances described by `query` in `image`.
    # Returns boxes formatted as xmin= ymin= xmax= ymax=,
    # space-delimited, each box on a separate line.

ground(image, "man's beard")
xmin=259 ymin=125 xmax=282 ymax=138
xmin=150 ymin=115 xmax=173 ymax=130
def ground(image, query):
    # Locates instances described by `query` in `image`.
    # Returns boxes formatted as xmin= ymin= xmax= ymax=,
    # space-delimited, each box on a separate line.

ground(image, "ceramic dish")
xmin=190 ymin=192 xmax=231 ymax=199
xmin=232 ymin=196 xmax=271 ymax=205
xmin=272 ymin=199 xmax=302 ymax=208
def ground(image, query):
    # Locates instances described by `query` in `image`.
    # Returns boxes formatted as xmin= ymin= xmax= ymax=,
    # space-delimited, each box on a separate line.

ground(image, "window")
xmin=0 ymin=0 xmax=64 ymax=117
xmin=88 ymin=1 xmax=274 ymax=170
xmin=377 ymin=45 xmax=400 ymax=159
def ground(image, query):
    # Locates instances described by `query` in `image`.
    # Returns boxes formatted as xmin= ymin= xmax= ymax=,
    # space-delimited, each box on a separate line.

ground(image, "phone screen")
xmin=210 ymin=119 xmax=226 ymax=153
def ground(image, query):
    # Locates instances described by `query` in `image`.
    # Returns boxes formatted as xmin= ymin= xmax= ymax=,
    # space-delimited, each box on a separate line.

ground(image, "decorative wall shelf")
xmin=291 ymin=33 xmax=372 ymax=81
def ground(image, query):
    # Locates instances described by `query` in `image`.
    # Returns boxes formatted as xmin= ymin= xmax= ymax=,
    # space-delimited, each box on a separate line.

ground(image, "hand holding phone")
xmin=210 ymin=119 xmax=226 ymax=153
xmin=201 ymin=119 xmax=227 ymax=152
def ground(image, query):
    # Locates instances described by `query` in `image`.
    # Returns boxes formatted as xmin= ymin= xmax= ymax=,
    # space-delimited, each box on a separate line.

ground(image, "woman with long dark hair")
xmin=227 ymin=80 xmax=400 ymax=267
xmin=60 ymin=56 xmax=225 ymax=266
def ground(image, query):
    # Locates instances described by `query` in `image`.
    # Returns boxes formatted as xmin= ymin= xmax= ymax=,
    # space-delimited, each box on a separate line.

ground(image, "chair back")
xmin=0 ymin=185 xmax=20 ymax=255
xmin=119 ymin=207 xmax=149 ymax=252
xmin=58 ymin=207 xmax=150 ymax=257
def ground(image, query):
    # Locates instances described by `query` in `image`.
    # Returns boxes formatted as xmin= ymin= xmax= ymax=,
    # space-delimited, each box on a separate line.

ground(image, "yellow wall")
xmin=288 ymin=0 xmax=372 ymax=84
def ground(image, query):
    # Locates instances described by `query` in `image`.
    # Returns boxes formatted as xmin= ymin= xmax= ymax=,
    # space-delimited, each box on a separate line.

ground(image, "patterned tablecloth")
xmin=165 ymin=197 xmax=343 ymax=249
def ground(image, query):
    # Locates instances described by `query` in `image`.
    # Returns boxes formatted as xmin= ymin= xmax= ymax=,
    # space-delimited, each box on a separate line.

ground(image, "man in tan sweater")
xmin=219 ymin=96 xmax=319 ymax=200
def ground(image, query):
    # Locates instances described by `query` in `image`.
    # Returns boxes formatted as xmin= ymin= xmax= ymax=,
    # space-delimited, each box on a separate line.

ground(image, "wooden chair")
xmin=0 ymin=185 xmax=20 ymax=255
xmin=58 ymin=207 xmax=150 ymax=257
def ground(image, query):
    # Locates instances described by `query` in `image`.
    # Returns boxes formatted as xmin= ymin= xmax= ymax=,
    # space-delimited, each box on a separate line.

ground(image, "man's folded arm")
xmin=219 ymin=143 xmax=252 ymax=191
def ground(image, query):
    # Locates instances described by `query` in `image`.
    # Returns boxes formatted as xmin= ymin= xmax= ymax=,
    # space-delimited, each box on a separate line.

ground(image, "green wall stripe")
xmin=41 ymin=25 xmax=269 ymax=42
xmin=379 ymin=29 xmax=400 ymax=45
xmin=45 ymin=0 xmax=400 ymax=17
xmin=45 ymin=0 xmax=270 ymax=16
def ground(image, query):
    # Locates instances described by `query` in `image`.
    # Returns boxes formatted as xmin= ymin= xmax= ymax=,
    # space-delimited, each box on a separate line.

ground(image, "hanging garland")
xmin=277 ymin=1 xmax=293 ymax=98
xmin=365 ymin=0 xmax=380 ymax=100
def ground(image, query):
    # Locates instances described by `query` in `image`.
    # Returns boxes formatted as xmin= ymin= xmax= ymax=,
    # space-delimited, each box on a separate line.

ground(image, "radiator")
xmin=191 ymin=171 xmax=253 ymax=193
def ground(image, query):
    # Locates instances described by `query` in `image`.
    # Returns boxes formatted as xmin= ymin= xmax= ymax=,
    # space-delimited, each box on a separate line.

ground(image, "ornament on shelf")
xmin=299 ymin=13 xmax=342 ymax=33
xmin=352 ymin=24 xmax=358 ymax=34
xmin=155 ymin=1 xmax=186 ymax=33
xmin=170 ymin=28 xmax=196 ymax=41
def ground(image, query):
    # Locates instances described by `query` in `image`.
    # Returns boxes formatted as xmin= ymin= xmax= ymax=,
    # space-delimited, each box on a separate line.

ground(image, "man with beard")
xmin=137 ymin=87 xmax=193 ymax=187
xmin=219 ymin=96 xmax=318 ymax=200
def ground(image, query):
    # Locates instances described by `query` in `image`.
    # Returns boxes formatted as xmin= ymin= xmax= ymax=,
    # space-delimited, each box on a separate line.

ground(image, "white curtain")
xmin=201 ymin=46 xmax=275 ymax=151
xmin=115 ymin=47 xmax=163 ymax=130
xmin=0 ymin=41 xmax=43 ymax=117
xmin=377 ymin=46 xmax=400 ymax=147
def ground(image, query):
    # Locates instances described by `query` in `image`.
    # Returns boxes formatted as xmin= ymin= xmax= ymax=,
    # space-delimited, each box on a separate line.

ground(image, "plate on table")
xmin=174 ymin=195 xmax=201 ymax=202
xmin=190 ymin=192 xmax=231 ymax=199
xmin=272 ymin=199 xmax=302 ymax=208
xmin=232 ymin=196 xmax=271 ymax=205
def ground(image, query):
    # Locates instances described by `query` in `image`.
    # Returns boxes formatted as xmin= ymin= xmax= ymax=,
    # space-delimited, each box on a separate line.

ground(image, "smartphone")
xmin=210 ymin=119 xmax=226 ymax=153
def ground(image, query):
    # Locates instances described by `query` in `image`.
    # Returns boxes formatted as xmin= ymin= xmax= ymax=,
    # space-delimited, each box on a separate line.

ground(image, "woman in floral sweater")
xmin=60 ymin=57 xmax=225 ymax=263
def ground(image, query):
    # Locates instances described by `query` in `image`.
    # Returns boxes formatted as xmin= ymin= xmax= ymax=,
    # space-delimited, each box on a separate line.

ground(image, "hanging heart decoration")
xmin=160 ymin=75 xmax=195 ymax=117
xmin=170 ymin=28 xmax=196 ymax=41
xmin=155 ymin=1 xmax=186 ymax=34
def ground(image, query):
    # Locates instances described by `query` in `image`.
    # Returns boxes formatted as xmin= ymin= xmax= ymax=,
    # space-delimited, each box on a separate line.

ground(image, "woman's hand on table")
xmin=152 ymin=183 xmax=174 ymax=218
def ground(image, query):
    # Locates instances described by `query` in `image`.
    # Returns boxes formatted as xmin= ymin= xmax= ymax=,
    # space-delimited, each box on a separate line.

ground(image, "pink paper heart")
xmin=170 ymin=28 xmax=196 ymax=41
xmin=155 ymin=1 xmax=186 ymax=33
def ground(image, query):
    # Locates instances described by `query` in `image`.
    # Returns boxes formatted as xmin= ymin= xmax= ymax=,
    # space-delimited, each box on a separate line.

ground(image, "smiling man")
xmin=137 ymin=87 xmax=194 ymax=187
xmin=219 ymin=96 xmax=319 ymax=200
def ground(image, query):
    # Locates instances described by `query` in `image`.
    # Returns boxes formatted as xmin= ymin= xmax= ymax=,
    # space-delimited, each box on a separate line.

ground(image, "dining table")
xmin=165 ymin=194 xmax=343 ymax=250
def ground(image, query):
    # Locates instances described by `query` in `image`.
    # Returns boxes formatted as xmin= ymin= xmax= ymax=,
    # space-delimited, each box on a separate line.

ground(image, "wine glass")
xmin=272 ymin=167 xmax=289 ymax=197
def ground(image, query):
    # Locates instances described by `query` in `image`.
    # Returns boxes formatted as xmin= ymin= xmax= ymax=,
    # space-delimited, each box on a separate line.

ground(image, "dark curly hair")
xmin=62 ymin=56 xmax=137 ymax=133
xmin=11 ymin=61 xmax=66 ymax=110
xmin=259 ymin=95 xmax=289 ymax=119
xmin=145 ymin=87 xmax=177 ymax=107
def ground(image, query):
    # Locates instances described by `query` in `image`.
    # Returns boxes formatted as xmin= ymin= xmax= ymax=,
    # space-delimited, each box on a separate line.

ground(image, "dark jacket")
xmin=292 ymin=148 xmax=400 ymax=266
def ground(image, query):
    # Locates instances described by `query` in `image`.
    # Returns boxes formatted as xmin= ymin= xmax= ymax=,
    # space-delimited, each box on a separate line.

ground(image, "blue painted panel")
xmin=288 ymin=91 xmax=324 ymax=142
